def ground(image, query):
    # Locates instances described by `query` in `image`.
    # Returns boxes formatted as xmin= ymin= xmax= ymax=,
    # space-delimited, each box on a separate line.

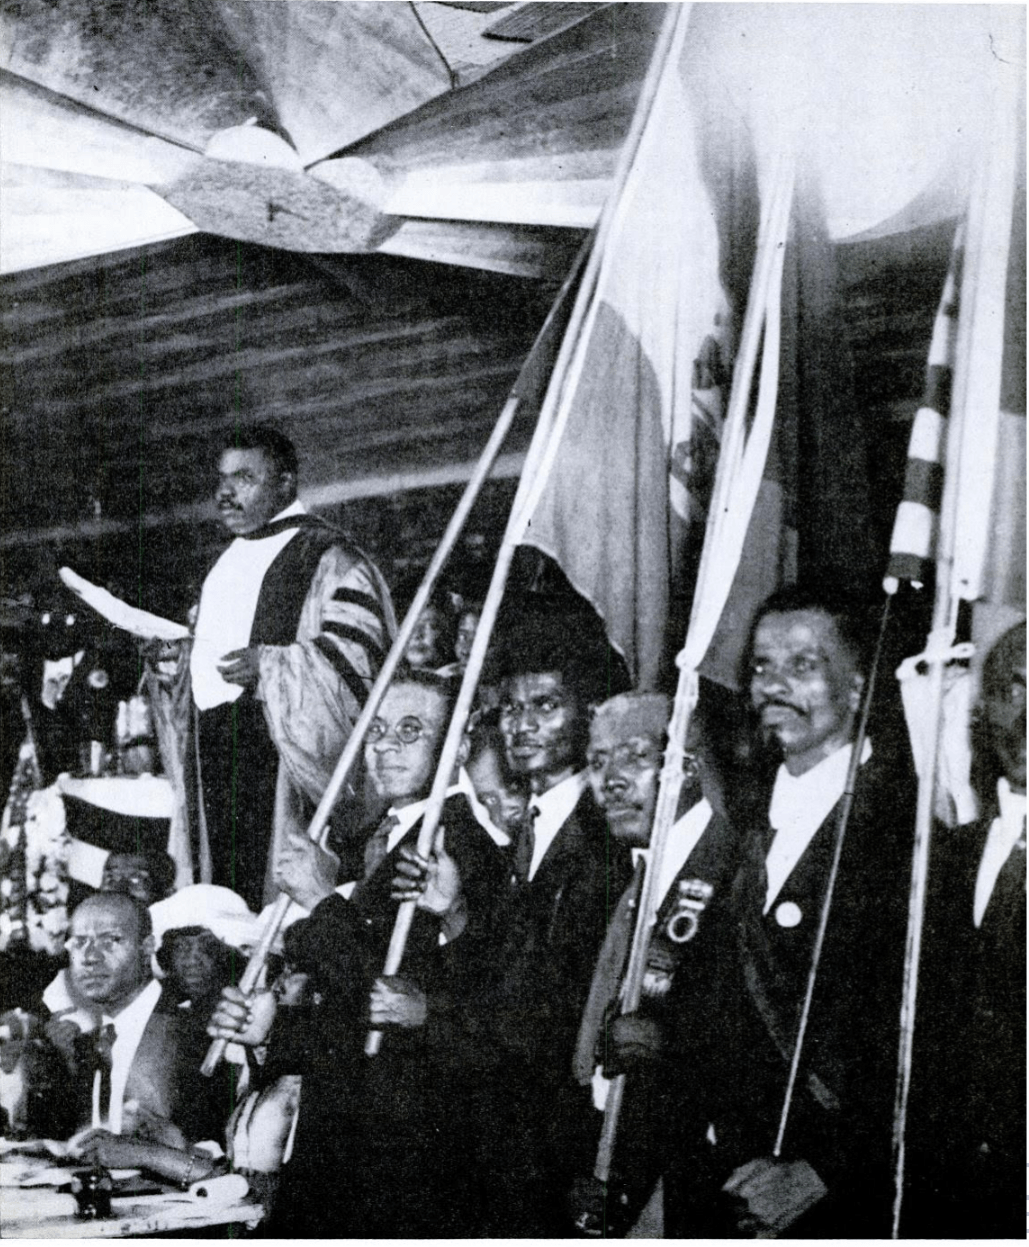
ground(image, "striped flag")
xmin=883 ymin=228 xmax=963 ymax=594
xmin=517 ymin=6 xmax=746 ymax=687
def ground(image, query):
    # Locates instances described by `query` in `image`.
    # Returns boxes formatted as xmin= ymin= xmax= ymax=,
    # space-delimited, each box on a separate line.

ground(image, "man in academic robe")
xmin=905 ymin=620 xmax=1026 ymax=1238
xmin=658 ymin=585 xmax=916 ymax=1238
xmin=190 ymin=423 xmax=394 ymax=911
xmin=569 ymin=691 xmax=741 ymax=1236
xmin=478 ymin=611 xmax=633 ymax=1238
xmin=209 ymin=671 xmax=508 ymax=1238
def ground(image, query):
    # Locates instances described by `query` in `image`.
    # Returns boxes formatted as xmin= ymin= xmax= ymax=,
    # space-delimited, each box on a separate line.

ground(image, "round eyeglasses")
xmin=366 ymin=717 xmax=428 ymax=746
xmin=64 ymin=933 xmax=129 ymax=955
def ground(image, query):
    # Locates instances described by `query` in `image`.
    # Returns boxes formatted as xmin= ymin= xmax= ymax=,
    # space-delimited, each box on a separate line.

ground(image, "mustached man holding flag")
xmin=648 ymin=585 xmax=916 ymax=1238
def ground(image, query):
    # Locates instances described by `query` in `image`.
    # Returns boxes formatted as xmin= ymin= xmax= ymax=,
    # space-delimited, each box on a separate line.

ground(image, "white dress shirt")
xmin=190 ymin=500 xmax=305 ymax=710
xmin=92 ymin=978 xmax=163 ymax=1133
xmin=631 ymin=797 xmax=715 ymax=905
xmin=527 ymin=771 xmax=588 ymax=881
xmin=334 ymin=772 xmax=506 ymax=901
xmin=973 ymin=778 xmax=1027 ymax=928
xmin=764 ymin=739 xmax=872 ymax=914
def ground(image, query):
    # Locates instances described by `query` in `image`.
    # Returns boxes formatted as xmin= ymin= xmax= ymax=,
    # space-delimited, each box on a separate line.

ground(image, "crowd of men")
xmin=0 ymin=425 xmax=1023 ymax=1239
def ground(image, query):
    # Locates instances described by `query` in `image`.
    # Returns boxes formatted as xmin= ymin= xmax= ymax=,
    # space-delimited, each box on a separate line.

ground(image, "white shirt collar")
xmin=190 ymin=500 xmax=307 ymax=710
xmin=631 ymin=797 xmax=714 ymax=904
xmin=527 ymin=770 xmax=588 ymax=881
xmin=98 ymin=978 xmax=163 ymax=1134
xmin=333 ymin=776 xmax=512 ymax=901
xmin=262 ymin=499 xmax=306 ymax=527
xmin=765 ymin=738 xmax=872 ymax=913
xmin=973 ymin=778 xmax=1027 ymax=927
xmin=385 ymin=779 xmax=470 ymax=855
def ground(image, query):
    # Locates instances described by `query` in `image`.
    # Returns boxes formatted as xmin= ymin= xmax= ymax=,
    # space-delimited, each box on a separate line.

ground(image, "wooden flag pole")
xmin=889 ymin=59 xmax=1018 ymax=1234
xmin=772 ymin=596 xmax=892 ymax=1158
xmin=593 ymin=147 xmax=795 ymax=1187
xmin=364 ymin=0 xmax=691 ymax=1057
xmin=200 ymin=237 xmax=587 ymax=1077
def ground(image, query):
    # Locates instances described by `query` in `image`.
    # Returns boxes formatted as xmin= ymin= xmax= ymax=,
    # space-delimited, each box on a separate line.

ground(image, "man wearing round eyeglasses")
xmin=210 ymin=671 xmax=508 ymax=1237
xmin=39 ymin=893 xmax=233 ymax=1149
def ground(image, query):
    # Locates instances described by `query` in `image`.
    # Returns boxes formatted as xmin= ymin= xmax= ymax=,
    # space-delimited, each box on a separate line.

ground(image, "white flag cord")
xmin=890 ymin=52 xmax=1019 ymax=1236
xmin=594 ymin=150 xmax=795 ymax=1183
xmin=364 ymin=1 xmax=692 ymax=1057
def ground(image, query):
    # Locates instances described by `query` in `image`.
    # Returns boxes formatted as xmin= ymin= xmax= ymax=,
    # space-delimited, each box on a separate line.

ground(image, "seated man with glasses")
xmin=209 ymin=670 xmax=508 ymax=1237
xmin=38 ymin=892 xmax=234 ymax=1180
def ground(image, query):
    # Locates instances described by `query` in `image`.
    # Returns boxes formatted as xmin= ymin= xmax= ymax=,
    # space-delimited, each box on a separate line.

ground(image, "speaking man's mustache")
xmin=757 ymin=697 xmax=807 ymax=715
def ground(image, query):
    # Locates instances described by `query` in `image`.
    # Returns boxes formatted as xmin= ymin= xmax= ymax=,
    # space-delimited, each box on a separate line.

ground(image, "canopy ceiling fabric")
xmin=0 ymin=1 xmax=658 ymax=274
xmin=2 ymin=3 xmax=1019 ymax=275
xmin=0 ymin=3 xmax=1022 ymax=606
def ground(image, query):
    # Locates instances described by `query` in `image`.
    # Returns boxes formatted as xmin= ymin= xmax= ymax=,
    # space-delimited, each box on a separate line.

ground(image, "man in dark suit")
xmin=659 ymin=585 xmax=915 ymax=1238
xmin=478 ymin=613 xmax=633 ymax=1237
xmin=40 ymin=892 xmax=233 ymax=1156
xmin=210 ymin=671 xmax=507 ymax=1237
xmin=569 ymin=690 xmax=741 ymax=1235
xmin=905 ymin=620 xmax=1025 ymax=1238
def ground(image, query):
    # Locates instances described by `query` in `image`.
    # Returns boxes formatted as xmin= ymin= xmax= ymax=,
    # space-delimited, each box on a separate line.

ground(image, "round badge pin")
xmin=775 ymin=901 xmax=802 ymax=928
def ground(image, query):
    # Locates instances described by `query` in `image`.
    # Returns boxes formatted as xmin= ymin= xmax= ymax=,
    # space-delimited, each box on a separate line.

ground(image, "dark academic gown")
xmin=663 ymin=748 xmax=916 ymax=1238
xmin=196 ymin=515 xmax=392 ymax=912
xmin=478 ymin=787 xmax=633 ymax=1238
xmin=263 ymin=793 xmax=506 ymax=1239
xmin=903 ymin=805 xmax=1026 ymax=1238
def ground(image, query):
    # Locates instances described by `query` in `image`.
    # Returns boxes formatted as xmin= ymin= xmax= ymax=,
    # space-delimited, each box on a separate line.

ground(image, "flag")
xmin=699 ymin=170 xmax=877 ymax=689
xmin=883 ymin=229 xmax=962 ymax=594
xmin=517 ymin=5 xmax=745 ymax=688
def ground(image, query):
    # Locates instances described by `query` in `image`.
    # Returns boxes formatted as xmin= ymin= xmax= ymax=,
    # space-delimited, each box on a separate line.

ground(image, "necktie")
xmin=363 ymin=813 xmax=400 ymax=880
xmin=572 ymin=856 xmax=646 ymax=1084
xmin=90 ymin=1022 xmax=116 ymax=1127
xmin=512 ymin=804 xmax=539 ymax=884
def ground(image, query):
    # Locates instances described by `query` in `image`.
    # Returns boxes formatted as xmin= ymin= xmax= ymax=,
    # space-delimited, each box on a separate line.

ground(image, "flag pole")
xmin=772 ymin=595 xmax=892 ymax=1158
xmin=889 ymin=63 xmax=1018 ymax=1233
xmin=364 ymin=0 xmax=692 ymax=1056
xmin=199 ymin=238 xmax=586 ymax=1077
xmin=593 ymin=149 xmax=795 ymax=1186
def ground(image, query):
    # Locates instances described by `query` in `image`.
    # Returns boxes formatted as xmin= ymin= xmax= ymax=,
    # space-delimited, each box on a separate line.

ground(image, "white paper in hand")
xmin=59 ymin=567 xmax=189 ymax=642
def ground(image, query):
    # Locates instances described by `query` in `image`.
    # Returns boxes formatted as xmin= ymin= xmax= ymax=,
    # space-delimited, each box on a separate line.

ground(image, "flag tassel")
xmin=889 ymin=53 xmax=1018 ymax=1232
